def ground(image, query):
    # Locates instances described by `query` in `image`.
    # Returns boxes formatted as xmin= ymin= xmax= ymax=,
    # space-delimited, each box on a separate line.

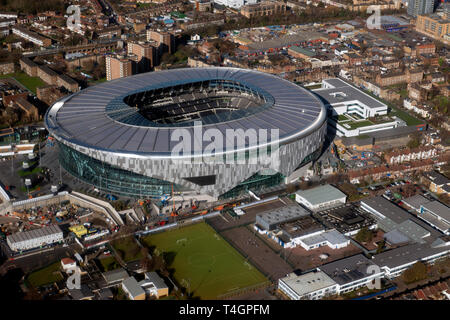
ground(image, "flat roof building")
xmin=312 ymin=79 xmax=404 ymax=137
xmin=295 ymin=184 xmax=347 ymax=212
xmin=419 ymin=201 xmax=450 ymax=235
xmin=373 ymin=242 xmax=450 ymax=278
xmin=102 ymin=268 xmax=129 ymax=286
xmin=278 ymin=271 xmax=338 ymax=300
xmin=139 ymin=272 xmax=169 ymax=299
xmin=255 ymin=204 xmax=310 ymax=231
xmin=361 ymin=196 xmax=432 ymax=243
xmin=319 ymin=254 xmax=383 ymax=294
xmin=7 ymin=224 xmax=63 ymax=252
xmin=122 ymin=277 xmax=146 ymax=300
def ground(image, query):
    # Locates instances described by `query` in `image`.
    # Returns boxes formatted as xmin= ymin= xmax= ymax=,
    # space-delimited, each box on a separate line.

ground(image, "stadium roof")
xmin=45 ymin=67 xmax=326 ymax=157
xmin=295 ymin=184 xmax=347 ymax=206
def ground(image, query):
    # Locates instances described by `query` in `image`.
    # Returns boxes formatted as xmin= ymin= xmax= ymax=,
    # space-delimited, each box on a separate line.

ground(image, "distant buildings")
xmin=0 ymin=62 xmax=14 ymax=75
xmin=128 ymin=41 xmax=157 ymax=72
xmin=19 ymin=57 xmax=79 ymax=92
xmin=12 ymin=26 xmax=52 ymax=47
xmin=240 ymin=1 xmax=287 ymax=19
xmin=422 ymin=171 xmax=450 ymax=195
xmin=147 ymin=30 xmax=175 ymax=55
xmin=416 ymin=12 xmax=450 ymax=45
xmin=7 ymin=225 xmax=63 ymax=252
xmin=385 ymin=146 xmax=438 ymax=165
xmin=407 ymin=0 xmax=434 ymax=17
xmin=214 ymin=0 xmax=258 ymax=9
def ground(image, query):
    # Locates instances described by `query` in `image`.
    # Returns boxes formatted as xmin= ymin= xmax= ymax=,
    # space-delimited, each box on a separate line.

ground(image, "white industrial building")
xmin=7 ymin=225 xmax=63 ymax=252
xmin=278 ymin=271 xmax=338 ymax=300
xmin=295 ymin=184 xmax=347 ymax=212
xmin=214 ymin=0 xmax=257 ymax=9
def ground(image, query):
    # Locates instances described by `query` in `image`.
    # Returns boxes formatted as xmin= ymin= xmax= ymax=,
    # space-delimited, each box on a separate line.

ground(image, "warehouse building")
xmin=7 ymin=225 xmax=63 ymax=252
xmin=295 ymin=184 xmax=347 ymax=212
xmin=373 ymin=242 xmax=450 ymax=279
xmin=403 ymin=195 xmax=450 ymax=235
xmin=278 ymin=271 xmax=338 ymax=300
xmin=419 ymin=201 xmax=450 ymax=235
xmin=255 ymin=204 xmax=310 ymax=232
xmin=360 ymin=196 xmax=434 ymax=244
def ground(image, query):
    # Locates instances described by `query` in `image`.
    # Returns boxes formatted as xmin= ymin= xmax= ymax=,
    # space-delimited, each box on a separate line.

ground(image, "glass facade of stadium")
xmin=58 ymin=138 xmax=324 ymax=199
xmin=58 ymin=143 xmax=186 ymax=198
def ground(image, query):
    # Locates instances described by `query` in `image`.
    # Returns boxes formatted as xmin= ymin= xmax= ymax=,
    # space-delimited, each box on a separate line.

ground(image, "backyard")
xmin=0 ymin=72 xmax=46 ymax=94
xmin=26 ymin=261 xmax=63 ymax=288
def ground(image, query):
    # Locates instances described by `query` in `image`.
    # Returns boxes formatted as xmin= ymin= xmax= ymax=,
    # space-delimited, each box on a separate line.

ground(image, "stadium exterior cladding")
xmin=44 ymin=67 xmax=327 ymax=199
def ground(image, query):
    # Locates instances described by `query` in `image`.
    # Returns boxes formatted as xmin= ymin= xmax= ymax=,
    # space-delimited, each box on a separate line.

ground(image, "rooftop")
xmin=257 ymin=204 xmax=310 ymax=228
xmin=313 ymin=78 xmax=386 ymax=109
xmin=122 ymin=277 xmax=145 ymax=299
xmin=102 ymin=268 xmax=129 ymax=284
xmin=421 ymin=201 xmax=450 ymax=224
xmin=45 ymin=67 xmax=326 ymax=156
xmin=280 ymin=271 xmax=336 ymax=297
xmin=295 ymin=184 xmax=347 ymax=206
xmin=403 ymin=195 xmax=432 ymax=211
xmin=7 ymin=225 xmax=62 ymax=244
xmin=423 ymin=171 xmax=449 ymax=187
xmin=372 ymin=242 xmax=449 ymax=269
xmin=319 ymin=254 xmax=378 ymax=285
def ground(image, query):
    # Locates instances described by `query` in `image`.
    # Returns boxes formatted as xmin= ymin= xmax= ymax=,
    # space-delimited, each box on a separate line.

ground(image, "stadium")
xmin=44 ymin=67 xmax=327 ymax=200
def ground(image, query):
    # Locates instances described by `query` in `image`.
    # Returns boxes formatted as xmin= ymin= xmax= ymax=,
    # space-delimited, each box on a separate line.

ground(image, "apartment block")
xmin=240 ymin=1 xmax=287 ymax=19
xmin=146 ymin=30 xmax=175 ymax=54
xmin=416 ymin=13 xmax=450 ymax=45
xmin=106 ymin=55 xmax=136 ymax=81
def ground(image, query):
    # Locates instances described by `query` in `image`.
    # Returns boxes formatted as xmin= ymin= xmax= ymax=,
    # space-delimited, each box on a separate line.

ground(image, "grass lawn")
xmin=304 ymin=83 xmax=322 ymax=90
xmin=360 ymin=88 xmax=423 ymax=126
xmin=111 ymin=236 xmax=144 ymax=262
xmin=26 ymin=262 xmax=63 ymax=288
xmin=141 ymin=222 xmax=268 ymax=300
xmin=0 ymin=72 xmax=46 ymax=94
xmin=18 ymin=166 xmax=42 ymax=177
xmin=89 ymin=77 xmax=107 ymax=85
xmin=99 ymin=256 xmax=121 ymax=272
xmin=389 ymin=106 xmax=423 ymax=126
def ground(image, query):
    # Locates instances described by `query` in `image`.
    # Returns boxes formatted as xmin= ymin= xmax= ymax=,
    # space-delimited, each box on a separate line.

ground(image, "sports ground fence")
xmin=204 ymin=219 xmax=276 ymax=284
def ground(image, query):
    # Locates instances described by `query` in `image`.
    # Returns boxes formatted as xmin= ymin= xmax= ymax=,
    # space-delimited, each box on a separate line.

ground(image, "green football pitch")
xmin=141 ymin=222 xmax=268 ymax=299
